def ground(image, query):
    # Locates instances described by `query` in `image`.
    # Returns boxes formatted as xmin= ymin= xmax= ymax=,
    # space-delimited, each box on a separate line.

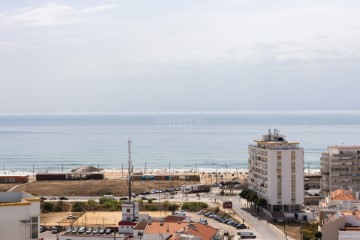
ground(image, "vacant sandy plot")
xmin=0 ymin=183 xmax=18 ymax=192
xmin=41 ymin=211 xmax=173 ymax=227
xmin=41 ymin=212 xmax=84 ymax=227
xmin=17 ymin=179 xmax=186 ymax=197
xmin=13 ymin=169 xmax=247 ymax=197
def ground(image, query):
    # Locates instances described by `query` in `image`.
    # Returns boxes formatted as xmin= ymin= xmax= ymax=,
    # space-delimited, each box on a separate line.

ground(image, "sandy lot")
xmin=13 ymin=169 xmax=247 ymax=196
xmin=16 ymin=179 xmax=186 ymax=196
xmin=0 ymin=183 xmax=17 ymax=191
xmin=41 ymin=210 xmax=174 ymax=227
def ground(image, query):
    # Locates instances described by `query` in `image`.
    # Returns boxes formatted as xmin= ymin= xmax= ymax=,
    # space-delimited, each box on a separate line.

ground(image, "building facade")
xmin=321 ymin=146 xmax=360 ymax=194
xmin=0 ymin=192 xmax=40 ymax=240
xmin=248 ymin=129 xmax=304 ymax=212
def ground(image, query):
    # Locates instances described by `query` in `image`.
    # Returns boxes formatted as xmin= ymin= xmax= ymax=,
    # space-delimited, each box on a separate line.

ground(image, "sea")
xmin=1 ymin=112 xmax=360 ymax=173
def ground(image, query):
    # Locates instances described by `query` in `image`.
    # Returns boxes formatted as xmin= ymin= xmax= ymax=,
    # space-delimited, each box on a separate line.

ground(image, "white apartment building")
xmin=321 ymin=146 xmax=360 ymax=193
xmin=248 ymin=129 xmax=304 ymax=212
xmin=0 ymin=191 xmax=40 ymax=240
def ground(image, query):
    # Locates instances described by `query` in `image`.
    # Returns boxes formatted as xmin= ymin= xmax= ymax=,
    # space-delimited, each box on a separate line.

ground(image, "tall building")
xmin=0 ymin=192 xmax=40 ymax=240
xmin=321 ymin=146 xmax=360 ymax=193
xmin=248 ymin=129 xmax=304 ymax=212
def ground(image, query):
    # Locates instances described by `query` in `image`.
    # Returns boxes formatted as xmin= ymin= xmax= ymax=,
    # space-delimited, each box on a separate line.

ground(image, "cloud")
xmin=0 ymin=3 xmax=118 ymax=28
xmin=81 ymin=4 xmax=119 ymax=13
xmin=0 ymin=3 xmax=75 ymax=27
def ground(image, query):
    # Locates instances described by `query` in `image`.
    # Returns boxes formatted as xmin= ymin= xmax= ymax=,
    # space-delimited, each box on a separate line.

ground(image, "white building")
xmin=118 ymin=201 xmax=140 ymax=234
xmin=248 ymin=129 xmax=304 ymax=212
xmin=322 ymin=210 xmax=360 ymax=240
xmin=321 ymin=146 xmax=360 ymax=193
xmin=0 ymin=192 xmax=40 ymax=240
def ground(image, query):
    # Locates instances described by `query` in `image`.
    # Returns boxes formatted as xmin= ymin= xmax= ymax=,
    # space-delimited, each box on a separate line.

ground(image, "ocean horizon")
xmin=1 ymin=112 xmax=360 ymax=172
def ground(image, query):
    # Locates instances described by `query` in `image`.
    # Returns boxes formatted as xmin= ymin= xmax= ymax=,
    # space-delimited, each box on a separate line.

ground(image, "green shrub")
xmin=54 ymin=201 xmax=66 ymax=212
xmin=181 ymin=202 xmax=208 ymax=211
xmin=86 ymin=200 xmax=99 ymax=211
xmin=145 ymin=205 xmax=158 ymax=211
xmin=72 ymin=202 xmax=86 ymax=212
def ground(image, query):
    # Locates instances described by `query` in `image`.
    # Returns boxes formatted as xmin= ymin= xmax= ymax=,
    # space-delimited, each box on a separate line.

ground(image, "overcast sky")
xmin=1 ymin=0 xmax=360 ymax=113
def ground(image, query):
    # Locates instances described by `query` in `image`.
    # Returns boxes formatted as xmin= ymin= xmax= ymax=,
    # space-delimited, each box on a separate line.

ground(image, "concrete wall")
xmin=322 ymin=216 xmax=345 ymax=240
xmin=0 ymin=205 xmax=32 ymax=240
xmin=267 ymin=151 xmax=277 ymax=205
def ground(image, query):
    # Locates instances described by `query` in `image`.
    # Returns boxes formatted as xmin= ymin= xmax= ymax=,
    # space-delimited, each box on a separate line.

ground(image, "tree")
xmin=41 ymin=202 xmax=54 ymax=213
xmin=86 ymin=199 xmax=99 ymax=211
xmin=54 ymin=201 xmax=66 ymax=212
xmin=314 ymin=231 xmax=322 ymax=239
xmin=72 ymin=202 xmax=86 ymax=212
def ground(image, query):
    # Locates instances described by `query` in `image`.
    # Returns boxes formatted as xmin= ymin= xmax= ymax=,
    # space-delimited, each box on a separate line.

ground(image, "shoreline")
xmin=0 ymin=167 xmax=321 ymax=176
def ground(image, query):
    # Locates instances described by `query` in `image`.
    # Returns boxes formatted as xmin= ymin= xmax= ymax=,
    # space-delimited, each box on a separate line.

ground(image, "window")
xmin=127 ymin=217 xmax=131 ymax=220
xmin=291 ymin=151 xmax=296 ymax=161
xmin=127 ymin=209 xmax=131 ymax=212
xmin=30 ymin=217 xmax=38 ymax=239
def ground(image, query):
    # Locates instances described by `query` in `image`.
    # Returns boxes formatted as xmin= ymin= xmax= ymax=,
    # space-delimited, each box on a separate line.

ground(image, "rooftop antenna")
xmin=128 ymin=140 xmax=132 ymax=201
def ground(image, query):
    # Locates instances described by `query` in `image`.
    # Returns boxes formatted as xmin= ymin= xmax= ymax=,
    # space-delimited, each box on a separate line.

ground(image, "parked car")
xmin=92 ymin=228 xmax=99 ymax=234
xmin=238 ymin=231 xmax=256 ymax=239
xmin=67 ymin=215 xmax=77 ymax=219
xmin=199 ymin=218 xmax=208 ymax=225
xmin=72 ymin=227 xmax=78 ymax=234
xmin=204 ymin=212 xmax=212 ymax=217
xmin=236 ymin=224 xmax=247 ymax=229
xmin=86 ymin=227 xmax=93 ymax=234
xmin=51 ymin=226 xmax=61 ymax=234
xmin=59 ymin=196 xmax=69 ymax=200
xmin=99 ymin=229 xmax=105 ymax=234
xmin=39 ymin=226 xmax=46 ymax=232
xmin=106 ymin=228 xmax=113 ymax=234
xmin=78 ymin=227 xmax=86 ymax=234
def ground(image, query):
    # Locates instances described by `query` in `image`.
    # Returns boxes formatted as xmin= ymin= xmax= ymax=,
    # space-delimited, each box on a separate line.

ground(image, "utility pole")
xmin=128 ymin=140 xmax=132 ymax=201
xmin=145 ymin=162 xmax=147 ymax=173
xmin=122 ymin=163 xmax=123 ymax=178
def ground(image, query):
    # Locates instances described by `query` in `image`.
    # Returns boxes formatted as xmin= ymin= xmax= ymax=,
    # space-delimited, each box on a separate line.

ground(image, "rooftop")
xmin=145 ymin=222 xmax=188 ymax=235
xmin=144 ymin=222 xmax=218 ymax=240
xmin=134 ymin=221 xmax=148 ymax=230
xmin=330 ymin=189 xmax=356 ymax=201
xmin=329 ymin=146 xmax=360 ymax=149
xmin=0 ymin=192 xmax=40 ymax=207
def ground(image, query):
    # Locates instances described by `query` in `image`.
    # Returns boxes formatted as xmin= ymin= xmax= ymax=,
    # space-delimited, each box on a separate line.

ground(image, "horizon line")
xmin=1 ymin=110 xmax=360 ymax=116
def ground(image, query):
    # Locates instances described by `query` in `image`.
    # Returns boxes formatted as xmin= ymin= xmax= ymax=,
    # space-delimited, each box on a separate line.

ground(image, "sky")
xmin=1 ymin=0 xmax=360 ymax=113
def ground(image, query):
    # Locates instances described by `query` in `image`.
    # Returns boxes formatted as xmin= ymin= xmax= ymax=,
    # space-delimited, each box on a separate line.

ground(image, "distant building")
xmin=321 ymin=146 xmax=360 ymax=193
xmin=0 ymin=175 xmax=28 ymax=183
xmin=36 ymin=172 xmax=104 ymax=181
xmin=0 ymin=192 xmax=40 ymax=240
xmin=248 ymin=129 xmax=304 ymax=213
